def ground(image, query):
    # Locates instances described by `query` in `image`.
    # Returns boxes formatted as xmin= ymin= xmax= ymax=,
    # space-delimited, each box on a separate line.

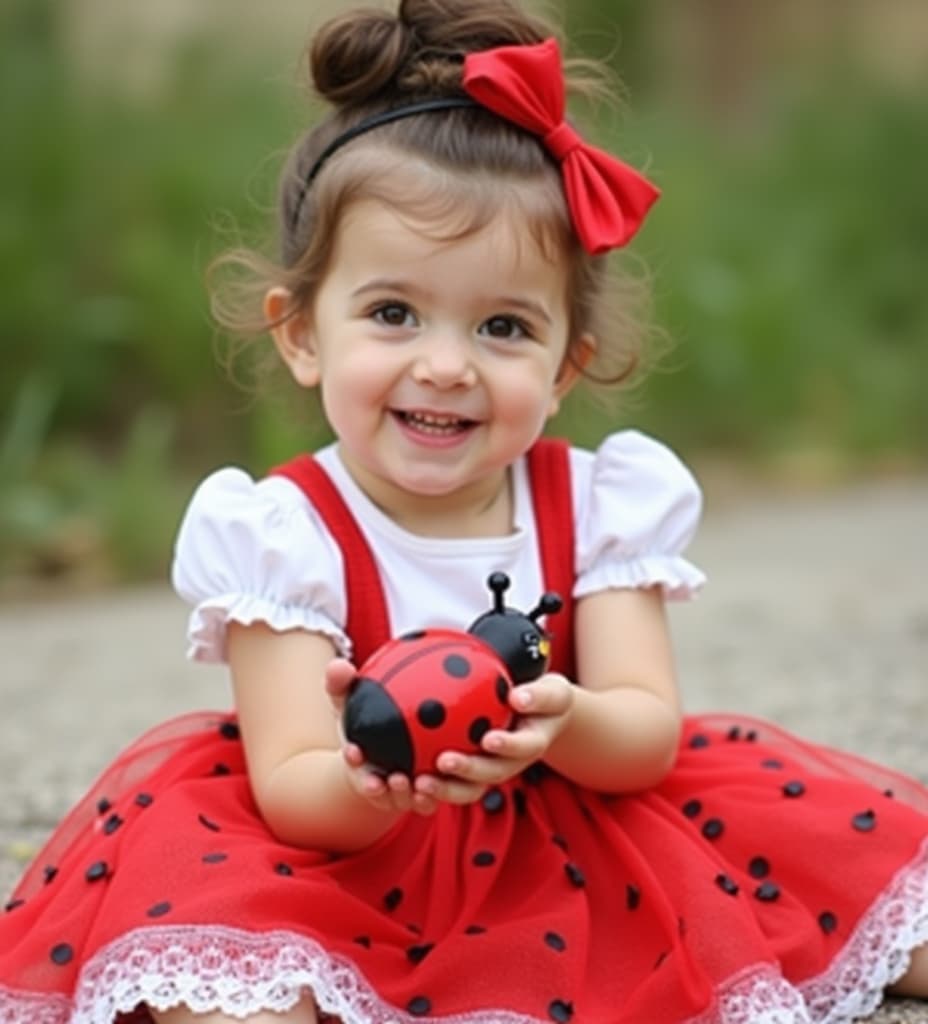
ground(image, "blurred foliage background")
xmin=2 ymin=0 xmax=927 ymax=591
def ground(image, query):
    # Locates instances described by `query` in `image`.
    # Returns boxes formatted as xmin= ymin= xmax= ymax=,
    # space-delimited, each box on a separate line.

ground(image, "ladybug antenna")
xmin=487 ymin=572 xmax=510 ymax=614
xmin=528 ymin=592 xmax=563 ymax=623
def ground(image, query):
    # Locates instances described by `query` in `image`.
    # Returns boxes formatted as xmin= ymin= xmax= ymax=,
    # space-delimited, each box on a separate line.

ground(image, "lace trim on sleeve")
xmin=574 ymin=554 xmax=706 ymax=601
xmin=186 ymin=594 xmax=351 ymax=664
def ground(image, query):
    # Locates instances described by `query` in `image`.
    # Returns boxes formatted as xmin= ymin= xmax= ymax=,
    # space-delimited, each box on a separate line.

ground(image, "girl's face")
xmin=269 ymin=199 xmax=589 ymax=528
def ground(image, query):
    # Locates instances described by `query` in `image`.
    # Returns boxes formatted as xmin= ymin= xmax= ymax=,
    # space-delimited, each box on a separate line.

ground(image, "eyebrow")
xmin=498 ymin=297 xmax=553 ymax=326
xmin=350 ymin=279 xmax=413 ymax=299
xmin=351 ymin=280 xmax=553 ymax=325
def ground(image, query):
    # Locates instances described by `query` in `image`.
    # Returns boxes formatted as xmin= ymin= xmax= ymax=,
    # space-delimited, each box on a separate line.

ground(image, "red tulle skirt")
xmin=2 ymin=711 xmax=928 ymax=1024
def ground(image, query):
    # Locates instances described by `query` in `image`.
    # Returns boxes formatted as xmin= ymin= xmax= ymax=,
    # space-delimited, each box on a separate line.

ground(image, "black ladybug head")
xmin=467 ymin=572 xmax=562 ymax=683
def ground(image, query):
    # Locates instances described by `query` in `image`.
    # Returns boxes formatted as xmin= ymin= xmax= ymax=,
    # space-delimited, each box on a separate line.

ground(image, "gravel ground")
xmin=1 ymin=475 xmax=926 ymax=1021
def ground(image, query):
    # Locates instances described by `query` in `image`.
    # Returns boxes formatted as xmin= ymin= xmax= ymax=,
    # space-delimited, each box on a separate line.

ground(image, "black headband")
xmin=289 ymin=97 xmax=480 ymax=231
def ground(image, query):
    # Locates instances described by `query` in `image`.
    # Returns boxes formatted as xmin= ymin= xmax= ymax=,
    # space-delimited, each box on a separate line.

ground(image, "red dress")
xmin=2 ymin=441 xmax=927 ymax=1024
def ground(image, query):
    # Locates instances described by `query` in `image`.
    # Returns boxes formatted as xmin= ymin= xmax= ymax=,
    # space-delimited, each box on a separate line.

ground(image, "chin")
xmin=394 ymin=471 xmax=465 ymax=497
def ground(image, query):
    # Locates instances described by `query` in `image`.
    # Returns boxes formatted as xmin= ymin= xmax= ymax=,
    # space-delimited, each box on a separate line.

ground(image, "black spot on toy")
xmin=343 ymin=573 xmax=562 ymax=777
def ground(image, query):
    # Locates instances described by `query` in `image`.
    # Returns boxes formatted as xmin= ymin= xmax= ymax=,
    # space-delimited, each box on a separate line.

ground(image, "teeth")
xmin=401 ymin=411 xmax=470 ymax=433
xmin=410 ymin=412 xmax=458 ymax=426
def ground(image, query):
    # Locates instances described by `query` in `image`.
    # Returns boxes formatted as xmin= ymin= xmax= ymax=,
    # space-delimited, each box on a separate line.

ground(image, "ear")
xmin=548 ymin=333 xmax=596 ymax=416
xmin=265 ymin=287 xmax=320 ymax=389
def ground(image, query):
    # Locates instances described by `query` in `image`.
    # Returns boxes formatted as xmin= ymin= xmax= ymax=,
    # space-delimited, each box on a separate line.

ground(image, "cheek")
xmin=491 ymin=364 xmax=559 ymax=422
xmin=322 ymin=354 xmax=388 ymax=401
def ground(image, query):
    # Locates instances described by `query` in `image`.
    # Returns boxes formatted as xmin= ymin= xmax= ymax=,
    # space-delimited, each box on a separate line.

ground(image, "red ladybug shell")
xmin=343 ymin=628 xmax=513 ymax=777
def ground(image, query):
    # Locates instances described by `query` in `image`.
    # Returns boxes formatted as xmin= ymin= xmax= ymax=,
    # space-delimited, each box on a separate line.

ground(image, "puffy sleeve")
xmin=574 ymin=431 xmax=706 ymax=601
xmin=170 ymin=468 xmax=350 ymax=663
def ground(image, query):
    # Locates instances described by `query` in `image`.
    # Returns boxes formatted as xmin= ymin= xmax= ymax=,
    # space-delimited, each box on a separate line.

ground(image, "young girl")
xmin=2 ymin=2 xmax=927 ymax=1022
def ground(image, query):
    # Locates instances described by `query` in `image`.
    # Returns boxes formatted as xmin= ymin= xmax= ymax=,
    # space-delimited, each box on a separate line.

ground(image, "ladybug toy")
xmin=343 ymin=573 xmax=563 ymax=777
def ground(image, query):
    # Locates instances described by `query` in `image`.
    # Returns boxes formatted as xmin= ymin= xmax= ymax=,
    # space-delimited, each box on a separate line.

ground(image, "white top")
xmin=171 ymin=430 xmax=706 ymax=664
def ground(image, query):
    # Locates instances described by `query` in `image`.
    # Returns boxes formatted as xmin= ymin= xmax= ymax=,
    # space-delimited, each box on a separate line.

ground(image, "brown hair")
xmin=210 ymin=0 xmax=655 ymax=394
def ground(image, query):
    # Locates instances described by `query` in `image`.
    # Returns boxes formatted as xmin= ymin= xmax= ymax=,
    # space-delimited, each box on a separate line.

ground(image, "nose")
xmin=411 ymin=331 xmax=477 ymax=389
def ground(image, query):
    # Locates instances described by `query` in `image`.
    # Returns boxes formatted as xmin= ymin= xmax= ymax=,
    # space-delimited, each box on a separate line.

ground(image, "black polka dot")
xmin=755 ymin=882 xmax=780 ymax=902
xmin=407 ymin=943 xmax=434 ymax=964
xmin=819 ymin=911 xmax=838 ymax=934
xmin=443 ymin=654 xmax=471 ymax=679
xmin=745 ymin=729 xmax=758 ymax=741
xmin=400 ymin=630 xmax=427 ymax=641
xmin=688 ymin=734 xmax=710 ymax=749
xmin=523 ymin=762 xmax=549 ymax=785
xmin=701 ymin=818 xmax=725 ymax=840
xmin=626 ymin=884 xmax=641 ymax=910
xmin=43 ymin=865 xmax=58 ymax=885
xmin=496 ymin=675 xmax=510 ymax=705
xmin=96 ymin=797 xmax=112 ymax=815
xmin=468 ymin=717 xmax=491 ymax=745
xmin=473 ymin=850 xmax=496 ymax=868
xmin=481 ymin=788 xmax=505 ymax=814
xmin=134 ymin=792 xmax=154 ymax=807
xmin=219 ymin=721 xmax=240 ymax=740
xmin=147 ymin=901 xmax=172 ymax=918
xmin=5 ymin=899 xmax=25 ymax=912
xmin=465 ymin=925 xmax=486 ymax=935
xmin=50 ymin=943 xmax=74 ymax=966
xmin=408 ymin=996 xmax=432 ymax=1016
xmin=202 ymin=852 xmax=228 ymax=864
xmin=727 ymin=725 xmax=741 ymax=741
xmin=761 ymin=758 xmax=784 ymax=770
xmin=852 ymin=809 xmax=877 ymax=832
xmin=211 ymin=763 xmax=231 ymax=776
xmin=551 ymin=833 xmax=568 ymax=851
xmin=544 ymin=931 xmax=566 ymax=952
xmin=274 ymin=862 xmax=294 ymax=876
xmin=682 ymin=799 xmax=702 ymax=818
xmin=417 ymin=699 xmax=446 ymax=729
xmin=103 ymin=814 xmax=123 ymax=835
xmin=564 ymin=863 xmax=586 ymax=888
xmin=715 ymin=874 xmax=739 ymax=897
xmin=748 ymin=856 xmax=770 ymax=879
xmin=85 ymin=861 xmax=109 ymax=883
xmin=782 ymin=780 xmax=806 ymax=798
xmin=384 ymin=887 xmax=404 ymax=911
xmin=198 ymin=813 xmax=221 ymax=832
xmin=354 ymin=935 xmax=372 ymax=948
xmin=513 ymin=788 xmax=527 ymax=816
xmin=549 ymin=998 xmax=574 ymax=1022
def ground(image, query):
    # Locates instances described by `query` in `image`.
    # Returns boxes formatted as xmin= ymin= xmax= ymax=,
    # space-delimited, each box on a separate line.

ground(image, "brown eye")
xmin=480 ymin=315 xmax=529 ymax=340
xmin=374 ymin=303 xmax=414 ymax=327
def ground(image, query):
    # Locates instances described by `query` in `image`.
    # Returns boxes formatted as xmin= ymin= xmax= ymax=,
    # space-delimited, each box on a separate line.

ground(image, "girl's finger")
xmin=324 ymin=657 xmax=358 ymax=699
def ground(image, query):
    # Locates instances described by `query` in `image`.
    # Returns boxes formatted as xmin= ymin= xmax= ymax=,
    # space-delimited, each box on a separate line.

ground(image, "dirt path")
xmin=2 ymin=476 xmax=927 ymax=1021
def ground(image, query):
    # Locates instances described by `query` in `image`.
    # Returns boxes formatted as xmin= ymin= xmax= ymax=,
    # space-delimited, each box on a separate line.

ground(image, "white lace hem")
xmin=2 ymin=836 xmax=927 ymax=1024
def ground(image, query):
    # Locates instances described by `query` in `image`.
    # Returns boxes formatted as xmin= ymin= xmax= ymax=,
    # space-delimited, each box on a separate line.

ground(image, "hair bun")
xmin=310 ymin=9 xmax=413 ymax=106
xmin=398 ymin=0 xmax=548 ymax=53
xmin=311 ymin=0 xmax=552 ymax=108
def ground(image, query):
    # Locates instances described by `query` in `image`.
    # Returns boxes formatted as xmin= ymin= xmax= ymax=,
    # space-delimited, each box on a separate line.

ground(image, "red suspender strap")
xmin=526 ymin=437 xmax=576 ymax=679
xmin=269 ymin=455 xmax=390 ymax=666
xmin=271 ymin=441 xmax=576 ymax=676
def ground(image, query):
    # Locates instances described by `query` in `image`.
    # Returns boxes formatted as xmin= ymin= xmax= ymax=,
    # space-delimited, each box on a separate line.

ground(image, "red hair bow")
xmin=462 ymin=38 xmax=659 ymax=254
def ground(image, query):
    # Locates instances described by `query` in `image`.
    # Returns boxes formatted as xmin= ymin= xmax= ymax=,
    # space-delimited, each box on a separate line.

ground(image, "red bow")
xmin=462 ymin=38 xmax=659 ymax=254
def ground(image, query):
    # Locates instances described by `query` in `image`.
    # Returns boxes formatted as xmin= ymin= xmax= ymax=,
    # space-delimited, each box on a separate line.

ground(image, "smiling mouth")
xmin=393 ymin=410 xmax=477 ymax=436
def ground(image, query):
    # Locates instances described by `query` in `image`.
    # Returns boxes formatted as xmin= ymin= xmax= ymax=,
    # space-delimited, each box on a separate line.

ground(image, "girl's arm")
xmin=227 ymin=622 xmax=406 ymax=852
xmin=542 ymin=586 xmax=682 ymax=792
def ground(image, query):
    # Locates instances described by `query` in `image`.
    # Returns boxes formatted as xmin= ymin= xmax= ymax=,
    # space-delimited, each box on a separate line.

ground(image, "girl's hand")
xmin=324 ymin=657 xmax=440 ymax=817
xmin=415 ymin=673 xmax=575 ymax=804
